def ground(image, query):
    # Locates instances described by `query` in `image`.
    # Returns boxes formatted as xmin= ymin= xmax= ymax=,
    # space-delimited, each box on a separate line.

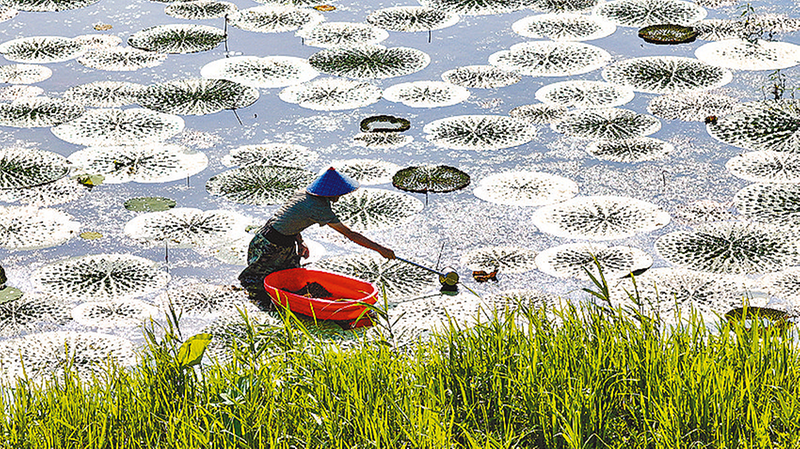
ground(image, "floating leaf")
xmin=165 ymin=0 xmax=237 ymax=20
xmin=418 ymin=0 xmax=529 ymax=15
xmin=693 ymin=19 xmax=749 ymax=41
xmin=331 ymin=188 xmax=424 ymax=231
xmin=392 ymin=165 xmax=470 ymax=193
xmin=509 ymin=103 xmax=568 ymax=125
xmin=124 ymin=197 xmax=177 ymax=212
xmin=535 ymin=80 xmax=634 ymax=109
xmin=383 ymin=81 xmax=469 ymax=108
xmin=332 ymin=159 xmax=401 ymax=185
xmin=378 ymin=292 xmax=492 ymax=338
xmin=366 ymin=6 xmax=459 ymax=32
xmin=200 ymin=55 xmax=318 ymax=89
xmin=74 ymin=173 xmax=104 ymax=187
xmin=594 ymin=0 xmax=706 ymax=27
xmin=602 ymin=57 xmax=732 ymax=94
xmin=0 ymin=205 xmax=79 ymax=250
xmin=0 ymin=176 xmax=88 ymax=207
xmin=176 ymin=333 xmax=212 ymax=368
xmin=0 ymin=97 xmax=84 ymax=128
xmin=0 ymin=0 xmax=99 ymax=12
xmin=77 ymin=47 xmax=167 ymax=71
xmin=638 ymin=24 xmax=698 ymax=44
xmin=52 ymin=108 xmax=184 ymax=147
xmin=441 ymin=65 xmax=521 ymax=89
xmin=673 ymin=200 xmax=735 ymax=225
xmin=79 ymin=231 xmax=102 ymax=240
xmin=0 ymin=146 xmax=69 ymax=190
xmin=71 ymin=299 xmax=160 ymax=328
xmin=529 ymin=0 xmax=598 ymax=13
xmin=92 ymin=23 xmax=111 ymax=31
xmin=586 ymin=137 xmax=674 ymax=162
xmin=138 ymin=78 xmax=259 ymax=116
xmin=473 ymin=171 xmax=578 ymax=206
xmin=64 ymin=81 xmax=145 ymax=108
xmin=0 ymin=266 xmax=5 ymax=288
xmin=0 ymin=287 xmax=22 ymax=304
xmin=360 ymin=115 xmax=411 ymax=132
xmin=552 ymin=108 xmax=660 ymax=140
xmin=489 ymin=41 xmax=611 ymax=77
xmin=128 ymin=24 xmax=226 ymax=54
xmin=67 ymin=144 xmax=206 ymax=184
xmin=706 ymin=99 xmax=800 ymax=153
xmin=296 ymin=22 xmax=388 ymax=48
xmin=733 ymin=184 xmax=800 ymax=226
xmin=532 ymin=196 xmax=671 ymax=240
xmin=512 ymin=13 xmax=615 ymax=41
xmin=656 ymin=222 xmax=800 ymax=274
xmin=124 ymin=208 xmax=250 ymax=248
xmin=460 ymin=246 xmax=537 ymax=274
xmin=647 ymin=91 xmax=737 ymax=122
xmin=206 ymin=166 xmax=315 ymax=205
xmin=0 ymin=36 xmax=84 ymax=63
xmin=695 ymin=39 xmax=800 ymax=71
xmin=314 ymin=252 xmax=438 ymax=301
xmin=759 ymin=268 xmax=800 ymax=305
xmin=221 ymin=143 xmax=318 ymax=168
xmin=308 ymin=45 xmax=430 ymax=80
xmin=0 ymin=64 xmax=50 ymax=84
xmin=73 ymin=34 xmax=122 ymax=50
xmin=155 ymin=283 xmax=252 ymax=318
xmin=535 ymin=243 xmax=652 ymax=280
xmin=0 ymin=6 xmax=17 ymax=22
xmin=279 ymin=78 xmax=382 ymax=111
xmin=424 ymin=115 xmax=538 ymax=151
xmin=726 ymin=151 xmax=800 ymax=184
xmin=353 ymin=132 xmax=412 ymax=149
xmin=228 ymin=5 xmax=322 ymax=33
xmin=201 ymin=312 xmax=281 ymax=363
xmin=0 ymin=85 xmax=43 ymax=101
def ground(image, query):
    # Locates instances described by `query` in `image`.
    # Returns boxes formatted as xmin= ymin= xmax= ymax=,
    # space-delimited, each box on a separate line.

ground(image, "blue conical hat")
xmin=307 ymin=167 xmax=359 ymax=197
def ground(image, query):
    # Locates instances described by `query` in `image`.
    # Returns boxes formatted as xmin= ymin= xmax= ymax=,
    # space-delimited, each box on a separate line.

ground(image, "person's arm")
xmin=328 ymin=222 xmax=395 ymax=259
xmin=295 ymin=234 xmax=309 ymax=258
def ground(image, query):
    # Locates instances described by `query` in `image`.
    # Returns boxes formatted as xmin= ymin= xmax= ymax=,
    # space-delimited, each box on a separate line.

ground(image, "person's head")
xmin=306 ymin=167 xmax=359 ymax=199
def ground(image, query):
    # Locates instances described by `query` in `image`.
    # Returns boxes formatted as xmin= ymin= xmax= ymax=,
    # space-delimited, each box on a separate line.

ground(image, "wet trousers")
xmin=237 ymin=232 xmax=300 ymax=296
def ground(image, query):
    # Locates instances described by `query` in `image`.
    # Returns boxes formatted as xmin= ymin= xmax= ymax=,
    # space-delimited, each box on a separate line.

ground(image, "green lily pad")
xmin=74 ymin=173 xmax=104 ymax=187
xmin=0 ymin=265 xmax=5 ymax=288
xmin=638 ymin=24 xmax=698 ymax=44
xmin=0 ymin=287 xmax=23 ymax=304
xmin=124 ymin=197 xmax=177 ymax=212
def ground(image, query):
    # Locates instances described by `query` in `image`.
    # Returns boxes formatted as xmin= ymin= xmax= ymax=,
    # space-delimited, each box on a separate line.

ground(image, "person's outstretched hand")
xmin=298 ymin=242 xmax=310 ymax=258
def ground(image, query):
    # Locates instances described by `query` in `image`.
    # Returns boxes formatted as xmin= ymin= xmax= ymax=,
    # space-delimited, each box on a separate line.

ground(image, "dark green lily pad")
xmin=0 ymin=265 xmax=5 ymax=288
xmin=124 ymin=197 xmax=177 ymax=212
xmin=725 ymin=306 xmax=790 ymax=330
xmin=638 ymin=24 xmax=698 ymax=44
xmin=0 ymin=287 xmax=23 ymax=304
xmin=360 ymin=115 xmax=410 ymax=133
xmin=392 ymin=165 xmax=470 ymax=193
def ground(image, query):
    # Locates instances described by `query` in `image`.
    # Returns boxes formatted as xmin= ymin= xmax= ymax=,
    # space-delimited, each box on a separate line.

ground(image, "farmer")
xmin=238 ymin=167 xmax=396 ymax=300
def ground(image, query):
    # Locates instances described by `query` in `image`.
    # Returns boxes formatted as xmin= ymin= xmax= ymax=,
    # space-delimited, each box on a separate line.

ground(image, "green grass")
xmin=0 ymin=299 xmax=799 ymax=448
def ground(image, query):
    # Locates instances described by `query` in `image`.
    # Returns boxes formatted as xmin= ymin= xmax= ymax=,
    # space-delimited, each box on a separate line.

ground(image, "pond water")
xmin=1 ymin=0 xmax=800 ymax=378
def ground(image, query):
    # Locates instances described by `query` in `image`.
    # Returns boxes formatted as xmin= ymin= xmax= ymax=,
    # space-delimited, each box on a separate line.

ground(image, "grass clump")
xmin=0 ymin=298 xmax=799 ymax=448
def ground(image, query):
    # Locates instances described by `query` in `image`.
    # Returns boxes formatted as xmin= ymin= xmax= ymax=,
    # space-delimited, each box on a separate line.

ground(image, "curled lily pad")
xmin=71 ymin=299 xmax=160 ymax=328
xmin=67 ymin=144 xmax=208 ymax=184
xmin=535 ymin=80 xmax=634 ymax=109
xmin=201 ymin=56 xmax=318 ymax=89
xmin=0 ymin=36 xmax=84 ymax=63
xmin=156 ymin=283 xmax=252 ymax=319
xmin=222 ymin=143 xmax=318 ymax=168
xmin=602 ymin=57 xmax=732 ymax=94
xmin=279 ymin=78 xmax=382 ymax=111
xmin=656 ymin=222 xmax=800 ymax=274
xmin=165 ymin=0 xmax=237 ymax=20
xmin=512 ymin=13 xmax=615 ymax=42
xmin=695 ymin=39 xmax=800 ymax=71
xmin=419 ymin=0 xmax=529 ymax=15
xmin=0 ymin=205 xmax=79 ymax=250
xmin=128 ymin=24 xmax=226 ymax=54
xmin=536 ymin=243 xmax=652 ymax=280
xmin=296 ymin=22 xmax=389 ymax=48
xmin=366 ymin=6 xmax=459 ymax=32
xmin=532 ymin=196 xmax=671 ymax=240
xmin=424 ymin=115 xmax=538 ymax=151
xmin=461 ymin=246 xmax=537 ymax=273
xmin=0 ymin=293 xmax=71 ymax=336
xmin=78 ymin=47 xmax=167 ymax=71
xmin=205 ymin=166 xmax=315 ymax=205
xmin=509 ymin=103 xmax=568 ymax=125
xmin=32 ymin=254 xmax=169 ymax=300
xmin=392 ymin=165 xmax=470 ymax=193
xmin=0 ymin=0 xmax=99 ymax=12
xmin=308 ymin=45 xmax=430 ymax=80
xmin=489 ymin=41 xmax=611 ymax=77
xmin=0 ymin=146 xmax=69 ymax=189
xmin=383 ymin=81 xmax=469 ymax=108
xmin=0 ymin=176 xmax=88 ymax=206
xmin=64 ymin=81 xmax=145 ymax=108
xmin=441 ymin=65 xmax=521 ymax=89
xmin=593 ymin=0 xmax=706 ymax=28
xmin=586 ymin=137 xmax=674 ymax=162
xmin=0 ymin=85 xmax=43 ymax=101
xmin=733 ymin=184 xmax=800 ymax=226
xmin=228 ymin=5 xmax=323 ymax=33
xmin=0 ymin=64 xmax=51 ymax=84
xmin=647 ymin=91 xmax=737 ymax=122
xmin=52 ymin=108 xmax=184 ymax=147
xmin=331 ymin=159 xmax=401 ymax=185
xmin=727 ymin=151 xmax=800 ymax=184
xmin=313 ymin=252 xmax=438 ymax=301
xmin=124 ymin=197 xmax=177 ymax=212
xmin=638 ymin=24 xmax=698 ymax=44
xmin=552 ymin=108 xmax=661 ymax=140
xmin=124 ymin=208 xmax=250 ymax=248
xmin=706 ymin=100 xmax=800 ymax=153
xmin=354 ymin=132 xmax=413 ymax=149
xmin=138 ymin=78 xmax=259 ymax=116
xmin=0 ymin=332 xmax=135 ymax=384
xmin=0 ymin=97 xmax=84 ymax=128
xmin=473 ymin=171 xmax=578 ymax=206
xmin=332 ymin=188 xmax=424 ymax=231
xmin=360 ymin=115 xmax=410 ymax=132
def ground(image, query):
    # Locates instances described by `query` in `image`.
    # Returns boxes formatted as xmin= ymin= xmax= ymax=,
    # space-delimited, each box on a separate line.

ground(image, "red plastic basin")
xmin=263 ymin=268 xmax=377 ymax=321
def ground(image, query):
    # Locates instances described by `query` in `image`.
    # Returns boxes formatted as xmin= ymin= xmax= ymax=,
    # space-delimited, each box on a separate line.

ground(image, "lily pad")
xmin=673 ymin=200 xmax=735 ymax=225
xmin=733 ymin=183 xmax=800 ymax=226
xmin=279 ymin=78 xmax=382 ymax=111
xmin=392 ymin=165 xmax=470 ymax=193
xmin=71 ymin=299 xmax=160 ymax=328
xmin=77 ymin=47 xmax=167 ymax=71
xmin=593 ymin=0 xmax=706 ymax=28
xmin=79 ymin=231 xmax=102 ymax=240
xmin=638 ymin=24 xmax=698 ymax=44
xmin=552 ymin=108 xmax=661 ymax=140
xmin=461 ymin=246 xmax=538 ymax=274
xmin=535 ymin=243 xmax=652 ymax=280
xmin=73 ymin=34 xmax=123 ymax=49
xmin=0 ymin=287 xmax=22 ymax=304
xmin=0 ymin=97 xmax=84 ymax=128
xmin=441 ymin=65 xmax=521 ymax=89
xmin=0 ymin=6 xmax=16 ymax=22
xmin=0 ymin=176 xmax=88 ymax=207
xmin=221 ymin=143 xmax=318 ymax=168
xmin=509 ymin=103 xmax=568 ymax=125
xmin=473 ymin=171 xmax=578 ymax=206
xmin=726 ymin=151 xmax=800 ymax=184
xmin=695 ymin=39 xmax=800 ymax=71
xmin=535 ymin=80 xmax=634 ymax=109
xmin=0 ymin=64 xmax=51 ymax=84
xmin=296 ymin=22 xmax=389 ymax=48
xmin=0 ymin=36 xmax=84 ymax=63
xmin=0 ymin=205 xmax=79 ymax=250
xmin=360 ymin=115 xmax=410 ymax=132
xmin=164 ymin=0 xmax=237 ymax=20
xmin=137 ymin=78 xmax=259 ymax=116
xmin=157 ymin=283 xmax=253 ymax=319
xmin=228 ymin=5 xmax=323 ymax=33
xmin=308 ymin=45 xmax=430 ymax=80
xmin=332 ymin=159 xmax=401 ymax=185
xmin=67 ymin=144 xmax=207 ymax=184
xmin=0 ymin=0 xmax=99 ymax=12
xmin=706 ymin=99 xmax=800 ymax=153
xmin=51 ymin=108 xmax=185 ymax=147
xmin=200 ymin=56 xmax=319 ymax=89
xmin=586 ymin=137 xmax=674 ymax=162
xmin=0 ymin=146 xmax=69 ymax=190
xmin=123 ymin=208 xmax=250 ymax=248
xmin=0 ymin=85 xmax=43 ymax=101
xmin=332 ymin=188 xmax=424 ymax=231
xmin=124 ymin=197 xmax=177 ymax=212
xmin=512 ymin=13 xmax=616 ymax=41
xmin=205 ymin=166 xmax=315 ymax=205
xmin=423 ymin=115 xmax=538 ymax=151
xmin=418 ymin=0 xmax=529 ymax=15
xmin=128 ymin=24 xmax=226 ymax=54
xmin=601 ymin=56 xmax=732 ymax=94
xmin=530 ymin=0 xmax=599 ymax=13
xmin=383 ymin=81 xmax=470 ymax=108
xmin=353 ymin=132 xmax=413 ymax=149
xmin=647 ymin=91 xmax=738 ymax=122
xmin=759 ymin=268 xmax=800 ymax=305
xmin=64 ymin=81 xmax=145 ymax=108
xmin=366 ymin=6 xmax=460 ymax=32
xmin=489 ymin=41 xmax=611 ymax=77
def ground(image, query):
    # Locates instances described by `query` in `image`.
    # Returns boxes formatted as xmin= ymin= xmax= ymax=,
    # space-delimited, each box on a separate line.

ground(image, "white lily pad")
xmin=489 ymin=41 xmax=611 ymax=77
xmin=586 ymin=137 xmax=674 ymax=162
xmin=473 ymin=171 xmax=578 ymax=206
xmin=0 ymin=146 xmax=69 ymax=190
xmin=164 ymin=0 xmax=237 ymax=20
xmin=706 ymin=99 xmax=800 ymax=153
xmin=353 ymin=132 xmax=413 ymax=149
xmin=424 ymin=115 xmax=538 ymax=151
xmin=0 ymin=97 xmax=84 ymax=128
xmin=124 ymin=208 xmax=250 ymax=248
xmin=535 ymin=243 xmax=652 ymax=280
xmin=695 ymin=39 xmax=800 ymax=71
xmin=509 ymin=103 xmax=568 ymax=125
xmin=331 ymin=159 xmax=401 ymax=185
xmin=128 ymin=24 xmax=226 ymax=54
xmin=0 ymin=0 xmax=99 ymax=12
xmin=419 ymin=0 xmax=529 ymax=15
xmin=383 ymin=81 xmax=470 ymax=108
xmin=71 ymin=299 xmax=160 ymax=328
xmin=51 ymin=108 xmax=184 ymax=147
xmin=602 ymin=57 xmax=732 ymax=94
xmin=279 ymin=78 xmax=382 ymax=111
xmin=205 ymin=166 xmax=315 ymax=205
xmin=759 ymin=268 xmax=800 ymax=305
xmin=73 ymin=34 xmax=123 ymax=50
xmin=726 ymin=151 xmax=800 ymax=184
xmin=296 ymin=22 xmax=389 ymax=48
xmin=0 ymin=36 xmax=84 ymax=63
xmin=228 ymin=5 xmax=323 ymax=33
xmin=512 ymin=13 xmax=615 ymax=41
xmin=78 ymin=47 xmax=167 ymax=71
xmin=67 ymin=144 xmax=207 ymax=184
xmin=552 ymin=108 xmax=661 ymax=140
xmin=138 ymin=78 xmax=259 ymax=116
xmin=647 ymin=91 xmax=738 ymax=122
xmin=0 ymin=293 xmax=72 ymax=337
xmin=221 ymin=143 xmax=318 ymax=168
xmin=441 ymin=65 xmax=521 ymax=89
xmin=64 ymin=81 xmax=145 ymax=108
xmin=0 ymin=64 xmax=50 ymax=84
xmin=156 ymin=283 xmax=252 ymax=319
xmin=366 ymin=6 xmax=459 ymax=32
xmin=593 ymin=0 xmax=706 ymax=27
xmin=200 ymin=55 xmax=319 ymax=89
xmin=733 ymin=183 xmax=800 ymax=226
xmin=308 ymin=45 xmax=430 ymax=79
xmin=535 ymin=80 xmax=634 ymax=109
xmin=461 ymin=246 xmax=538 ymax=273
xmin=331 ymin=188 xmax=424 ymax=231
xmin=673 ymin=200 xmax=735 ymax=225
xmin=0 ymin=175 xmax=87 ymax=206
xmin=0 ymin=205 xmax=79 ymax=250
